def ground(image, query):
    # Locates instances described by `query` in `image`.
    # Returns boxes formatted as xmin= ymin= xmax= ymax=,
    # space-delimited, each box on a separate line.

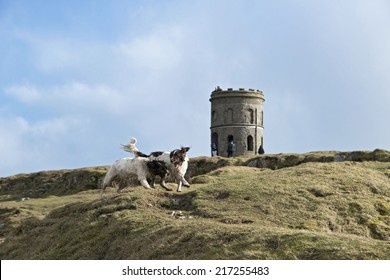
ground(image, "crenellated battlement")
xmin=210 ymin=86 xmax=264 ymax=102
xmin=212 ymin=86 xmax=263 ymax=93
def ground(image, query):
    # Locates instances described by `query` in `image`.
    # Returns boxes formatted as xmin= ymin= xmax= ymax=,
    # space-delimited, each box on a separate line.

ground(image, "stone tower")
xmin=210 ymin=87 xmax=265 ymax=157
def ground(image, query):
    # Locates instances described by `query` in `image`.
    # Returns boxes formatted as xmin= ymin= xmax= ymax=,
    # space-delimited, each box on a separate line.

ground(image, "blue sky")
xmin=1 ymin=0 xmax=390 ymax=177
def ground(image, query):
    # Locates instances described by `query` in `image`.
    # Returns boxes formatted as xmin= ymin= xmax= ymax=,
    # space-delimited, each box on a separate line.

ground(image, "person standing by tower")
xmin=258 ymin=144 xmax=265 ymax=154
xmin=227 ymin=140 xmax=235 ymax=158
xmin=211 ymin=142 xmax=218 ymax=157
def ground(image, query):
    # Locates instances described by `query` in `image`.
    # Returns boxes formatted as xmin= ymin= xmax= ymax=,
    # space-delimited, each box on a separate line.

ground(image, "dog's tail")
xmin=121 ymin=137 xmax=148 ymax=157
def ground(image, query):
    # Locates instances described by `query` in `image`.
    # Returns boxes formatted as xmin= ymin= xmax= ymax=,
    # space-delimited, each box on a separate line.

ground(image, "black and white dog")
xmin=121 ymin=138 xmax=190 ymax=192
xmin=99 ymin=157 xmax=170 ymax=198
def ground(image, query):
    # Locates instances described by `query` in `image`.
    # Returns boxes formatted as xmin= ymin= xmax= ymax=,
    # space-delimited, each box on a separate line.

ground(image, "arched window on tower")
xmin=261 ymin=110 xmax=264 ymax=126
xmin=212 ymin=132 xmax=218 ymax=145
xmin=227 ymin=108 xmax=233 ymax=123
xmin=247 ymin=109 xmax=254 ymax=124
xmin=212 ymin=111 xmax=217 ymax=122
xmin=247 ymin=135 xmax=254 ymax=151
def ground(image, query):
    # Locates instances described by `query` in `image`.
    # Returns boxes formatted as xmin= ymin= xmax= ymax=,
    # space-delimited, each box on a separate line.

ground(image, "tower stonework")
xmin=210 ymin=87 xmax=265 ymax=157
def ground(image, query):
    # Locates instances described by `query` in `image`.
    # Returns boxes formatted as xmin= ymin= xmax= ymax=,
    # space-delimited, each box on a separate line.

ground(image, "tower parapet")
xmin=210 ymin=87 xmax=265 ymax=157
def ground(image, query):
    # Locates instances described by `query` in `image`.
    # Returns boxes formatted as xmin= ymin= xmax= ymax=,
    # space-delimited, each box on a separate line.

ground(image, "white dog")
xmin=99 ymin=157 xmax=170 ymax=198
xmin=121 ymin=138 xmax=190 ymax=192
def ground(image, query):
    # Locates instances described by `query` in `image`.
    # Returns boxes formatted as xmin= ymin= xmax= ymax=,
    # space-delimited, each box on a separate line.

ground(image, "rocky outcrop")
xmin=0 ymin=167 xmax=108 ymax=199
xmin=244 ymin=149 xmax=390 ymax=170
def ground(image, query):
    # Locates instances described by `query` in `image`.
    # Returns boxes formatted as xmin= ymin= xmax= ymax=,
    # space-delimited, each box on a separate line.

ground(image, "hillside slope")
xmin=0 ymin=150 xmax=390 ymax=259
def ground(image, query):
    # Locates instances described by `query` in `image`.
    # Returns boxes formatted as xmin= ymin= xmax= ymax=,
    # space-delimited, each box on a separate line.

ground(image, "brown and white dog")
xmin=99 ymin=157 xmax=170 ymax=198
xmin=121 ymin=138 xmax=190 ymax=192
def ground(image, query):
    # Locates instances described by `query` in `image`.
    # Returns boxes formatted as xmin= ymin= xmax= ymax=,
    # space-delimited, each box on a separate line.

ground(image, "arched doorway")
xmin=247 ymin=135 xmax=254 ymax=151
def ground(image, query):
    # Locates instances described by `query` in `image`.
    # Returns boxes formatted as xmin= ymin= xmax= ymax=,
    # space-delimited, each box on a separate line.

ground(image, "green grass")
xmin=1 ymin=151 xmax=390 ymax=259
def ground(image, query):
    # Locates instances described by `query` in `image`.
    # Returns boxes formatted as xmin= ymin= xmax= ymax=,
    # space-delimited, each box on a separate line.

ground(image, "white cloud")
xmin=1 ymin=81 xmax=142 ymax=177
xmin=5 ymin=82 xmax=129 ymax=116
xmin=9 ymin=30 xmax=119 ymax=84
xmin=50 ymin=82 xmax=129 ymax=115
xmin=5 ymin=84 xmax=41 ymax=103
xmin=355 ymin=0 xmax=390 ymax=96
xmin=0 ymin=115 xmax=89 ymax=176
xmin=36 ymin=39 xmax=78 ymax=72
xmin=0 ymin=117 xmax=28 ymax=167
xmin=115 ymin=25 xmax=184 ymax=72
xmin=11 ymin=31 xmax=78 ymax=72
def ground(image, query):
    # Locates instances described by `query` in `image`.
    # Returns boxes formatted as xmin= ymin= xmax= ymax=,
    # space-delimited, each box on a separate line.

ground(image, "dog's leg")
xmin=176 ymin=179 xmax=183 ymax=192
xmin=160 ymin=176 xmax=173 ymax=191
xmin=139 ymin=178 xmax=153 ymax=189
xmin=149 ymin=176 xmax=156 ymax=188
xmin=100 ymin=169 xmax=115 ymax=198
xmin=116 ymin=182 xmax=126 ymax=193
xmin=171 ymin=169 xmax=189 ymax=190
xmin=175 ymin=173 xmax=190 ymax=188
xmin=180 ymin=176 xmax=191 ymax=187
xmin=100 ymin=176 xmax=114 ymax=198
xmin=99 ymin=182 xmax=107 ymax=199
xmin=115 ymin=174 xmax=129 ymax=194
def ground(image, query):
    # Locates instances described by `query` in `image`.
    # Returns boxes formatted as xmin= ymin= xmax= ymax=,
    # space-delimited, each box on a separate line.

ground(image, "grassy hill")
xmin=0 ymin=150 xmax=390 ymax=259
